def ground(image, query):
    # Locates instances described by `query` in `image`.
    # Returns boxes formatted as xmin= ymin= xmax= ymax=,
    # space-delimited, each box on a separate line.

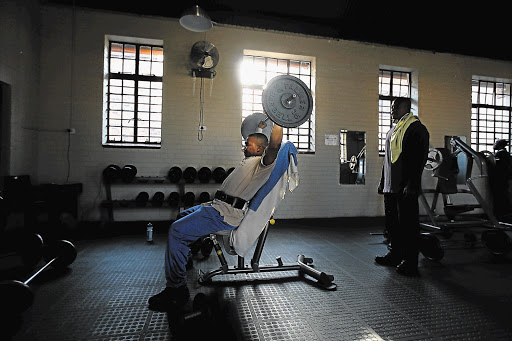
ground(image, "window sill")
xmin=102 ymin=143 xmax=161 ymax=149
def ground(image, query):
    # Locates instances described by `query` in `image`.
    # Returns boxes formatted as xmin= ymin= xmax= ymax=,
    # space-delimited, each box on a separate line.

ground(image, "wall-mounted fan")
xmin=189 ymin=41 xmax=219 ymax=78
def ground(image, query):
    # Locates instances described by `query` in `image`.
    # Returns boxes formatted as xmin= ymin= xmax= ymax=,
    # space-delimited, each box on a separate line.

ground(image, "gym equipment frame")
xmin=197 ymin=220 xmax=337 ymax=290
xmin=419 ymin=136 xmax=512 ymax=257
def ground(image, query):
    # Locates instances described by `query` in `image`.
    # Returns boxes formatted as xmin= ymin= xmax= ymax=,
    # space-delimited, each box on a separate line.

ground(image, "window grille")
xmin=104 ymin=41 xmax=163 ymax=146
xmin=471 ymin=79 xmax=512 ymax=152
xmin=241 ymin=54 xmax=315 ymax=153
xmin=378 ymin=70 xmax=411 ymax=155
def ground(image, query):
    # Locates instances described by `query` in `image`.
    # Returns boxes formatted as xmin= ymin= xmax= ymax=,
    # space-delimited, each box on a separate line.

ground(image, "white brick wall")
xmin=30 ymin=6 xmax=512 ymax=222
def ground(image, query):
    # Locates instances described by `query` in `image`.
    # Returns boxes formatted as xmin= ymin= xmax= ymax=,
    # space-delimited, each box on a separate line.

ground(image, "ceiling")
xmin=45 ymin=0 xmax=512 ymax=61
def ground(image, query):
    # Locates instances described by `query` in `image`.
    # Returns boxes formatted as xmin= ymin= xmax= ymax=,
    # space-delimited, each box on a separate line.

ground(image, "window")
xmin=240 ymin=52 xmax=315 ymax=153
xmin=471 ymin=79 xmax=512 ymax=152
xmin=103 ymin=40 xmax=163 ymax=147
xmin=378 ymin=69 xmax=412 ymax=155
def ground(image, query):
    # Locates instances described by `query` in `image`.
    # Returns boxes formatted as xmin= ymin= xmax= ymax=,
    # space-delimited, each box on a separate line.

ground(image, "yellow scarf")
xmin=390 ymin=113 xmax=418 ymax=163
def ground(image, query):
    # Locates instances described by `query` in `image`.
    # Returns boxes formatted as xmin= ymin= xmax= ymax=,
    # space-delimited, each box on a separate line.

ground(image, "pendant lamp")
xmin=179 ymin=5 xmax=213 ymax=32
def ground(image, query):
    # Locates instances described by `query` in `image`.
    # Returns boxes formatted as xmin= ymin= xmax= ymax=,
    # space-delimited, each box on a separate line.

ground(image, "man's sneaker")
xmin=374 ymin=252 xmax=401 ymax=267
xmin=148 ymin=286 xmax=190 ymax=311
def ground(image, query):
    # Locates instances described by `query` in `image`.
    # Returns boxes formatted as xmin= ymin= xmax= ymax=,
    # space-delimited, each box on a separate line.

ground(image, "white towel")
xmin=230 ymin=153 xmax=299 ymax=257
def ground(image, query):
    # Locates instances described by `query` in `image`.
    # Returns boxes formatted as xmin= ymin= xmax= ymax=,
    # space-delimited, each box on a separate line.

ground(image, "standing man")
xmin=376 ymin=98 xmax=429 ymax=276
xmin=491 ymin=139 xmax=511 ymax=218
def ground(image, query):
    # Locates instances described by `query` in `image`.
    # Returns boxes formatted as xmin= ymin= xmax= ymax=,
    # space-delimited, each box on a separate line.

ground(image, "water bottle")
xmin=146 ymin=222 xmax=153 ymax=243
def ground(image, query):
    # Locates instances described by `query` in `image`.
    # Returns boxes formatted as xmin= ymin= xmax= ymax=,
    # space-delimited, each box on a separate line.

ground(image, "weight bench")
xmin=198 ymin=221 xmax=337 ymax=290
xmin=197 ymin=142 xmax=336 ymax=290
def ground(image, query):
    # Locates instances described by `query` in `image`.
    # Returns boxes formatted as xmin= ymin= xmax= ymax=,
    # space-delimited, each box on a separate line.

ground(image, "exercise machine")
xmin=420 ymin=136 xmax=512 ymax=258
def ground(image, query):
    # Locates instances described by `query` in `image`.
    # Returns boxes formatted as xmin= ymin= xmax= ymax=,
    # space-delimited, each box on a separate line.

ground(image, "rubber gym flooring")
xmin=3 ymin=218 xmax=512 ymax=341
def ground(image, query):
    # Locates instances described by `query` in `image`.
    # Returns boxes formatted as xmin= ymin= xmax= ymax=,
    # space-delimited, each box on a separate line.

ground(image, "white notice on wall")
xmin=324 ymin=134 xmax=338 ymax=146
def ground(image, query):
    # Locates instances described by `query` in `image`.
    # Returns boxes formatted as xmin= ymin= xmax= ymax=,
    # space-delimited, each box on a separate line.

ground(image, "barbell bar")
xmin=0 ymin=239 xmax=77 ymax=314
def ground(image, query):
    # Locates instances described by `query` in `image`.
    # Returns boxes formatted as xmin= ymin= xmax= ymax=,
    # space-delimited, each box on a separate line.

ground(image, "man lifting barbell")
xmin=148 ymin=119 xmax=283 ymax=311
xmin=149 ymin=75 xmax=313 ymax=312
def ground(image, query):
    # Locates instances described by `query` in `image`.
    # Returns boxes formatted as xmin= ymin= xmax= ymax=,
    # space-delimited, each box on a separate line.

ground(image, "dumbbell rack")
xmin=102 ymin=176 xmax=178 ymax=222
xmin=101 ymin=174 xmax=223 ymax=222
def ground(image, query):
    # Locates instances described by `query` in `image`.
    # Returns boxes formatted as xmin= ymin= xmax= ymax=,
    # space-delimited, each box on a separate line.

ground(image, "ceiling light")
xmin=179 ymin=5 xmax=213 ymax=32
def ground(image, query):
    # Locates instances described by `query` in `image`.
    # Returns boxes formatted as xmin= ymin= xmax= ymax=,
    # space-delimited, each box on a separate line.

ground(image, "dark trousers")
xmin=384 ymin=193 xmax=420 ymax=264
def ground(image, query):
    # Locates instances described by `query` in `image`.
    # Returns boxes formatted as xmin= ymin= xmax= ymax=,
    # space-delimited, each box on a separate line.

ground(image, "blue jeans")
xmin=165 ymin=204 xmax=236 ymax=287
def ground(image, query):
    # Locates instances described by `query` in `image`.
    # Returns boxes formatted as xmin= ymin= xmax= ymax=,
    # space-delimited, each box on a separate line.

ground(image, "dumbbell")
xmin=200 ymin=237 xmax=214 ymax=257
xmin=170 ymin=293 xmax=212 ymax=328
xmin=198 ymin=191 xmax=210 ymax=204
xmin=0 ymin=239 xmax=77 ymax=314
xmin=136 ymin=191 xmax=149 ymax=207
xmin=121 ymin=165 xmax=137 ymax=183
xmin=102 ymin=164 xmax=121 ymax=183
xmin=182 ymin=192 xmax=195 ymax=207
xmin=198 ymin=167 xmax=212 ymax=183
xmin=151 ymin=192 xmax=165 ymax=207
xmin=189 ymin=235 xmax=214 ymax=257
xmin=183 ymin=167 xmax=197 ymax=183
xmin=212 ymin=167 xmax=226 ymax=183
xmin=168 ymin=192 xmax=180 ymax=207
xmin=168 ymin=167 xmax=182 ymax=183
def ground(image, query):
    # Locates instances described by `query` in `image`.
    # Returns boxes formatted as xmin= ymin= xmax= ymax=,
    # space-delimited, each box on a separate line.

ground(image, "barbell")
xmin=0 ymin=239 xmax=77 ymax=314
xmin=242 ymin=75 xmax=313 ymax=139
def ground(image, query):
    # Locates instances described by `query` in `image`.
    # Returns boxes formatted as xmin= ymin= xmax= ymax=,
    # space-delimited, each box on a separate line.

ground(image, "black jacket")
xmin=379 ymin=120 xmax=430 ymax=194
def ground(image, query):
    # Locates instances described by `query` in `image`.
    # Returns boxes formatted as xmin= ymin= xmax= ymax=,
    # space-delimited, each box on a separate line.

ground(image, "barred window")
xmin=241 ymin=53 xmax=315 ymax=153
xmin=378 ymin=70 xmax=411 ymax=155
xmin=103 ymin=41 xmax=163 ymax=147
xmin=471 ymin=79 xmax=512 ymax=152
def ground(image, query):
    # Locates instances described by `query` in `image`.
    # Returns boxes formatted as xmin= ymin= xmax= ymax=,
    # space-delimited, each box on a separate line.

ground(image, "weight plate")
xmin=419 ymin=233 xmax=444 ymax=261
xmin=241 ymin=112 xmax=274 ymax=140
xmin=482 ymin=230 xmax=512 ymax=256
xmin=0 ymin=280 xmax=34 ymax=314
xmin=18 ymin=233 xmax=44 ymax=268
xmin=43 ymin=240 xmax=77 ymax=269
xmin=262 ymin=75 xmax=313 ymax=128
xmin=425 ymin=148 xmax=443 ymax=171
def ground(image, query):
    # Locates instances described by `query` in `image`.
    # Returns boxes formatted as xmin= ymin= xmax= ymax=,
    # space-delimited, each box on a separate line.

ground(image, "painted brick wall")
xmin=34 ymin=5 xmax=512 ymax=222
